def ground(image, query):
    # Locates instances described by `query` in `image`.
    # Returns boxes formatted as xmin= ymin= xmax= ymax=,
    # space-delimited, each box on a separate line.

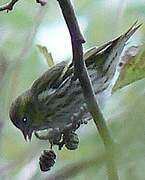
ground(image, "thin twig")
xmin=0 ymin=0 xmax=19 ymax=12
xmin=0 ymin=0 xmax=47 ymax=12
xmin=57 ymin=0 xmax=119 ymax=179
xmin=36 ymin=0 xmax=48 ymax=6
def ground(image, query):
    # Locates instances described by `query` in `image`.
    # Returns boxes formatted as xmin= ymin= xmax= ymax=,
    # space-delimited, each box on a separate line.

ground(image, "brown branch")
xmin=36 ymin=0 xmax=47 ymax=6
xmin=57 ymin=0 xmax=119 ymax=179
xmin=0 ymin=0 xmax=19 ymax=12
xmin=0 ymin=0 xmax=47 ymax=12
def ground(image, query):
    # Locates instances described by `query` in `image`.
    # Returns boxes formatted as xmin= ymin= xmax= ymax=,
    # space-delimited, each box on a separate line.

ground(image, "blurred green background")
xmin=0 ymin=0 xmax=145 ymax=179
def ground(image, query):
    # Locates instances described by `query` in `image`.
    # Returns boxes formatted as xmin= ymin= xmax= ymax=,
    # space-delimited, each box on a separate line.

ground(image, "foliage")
xmin=0 ymin=0 xmax=145 ymax=179
xmin=37 ymin=45 xmax=54 ymax=67
xmin=113 ymin=45 xmax=145 ymax=91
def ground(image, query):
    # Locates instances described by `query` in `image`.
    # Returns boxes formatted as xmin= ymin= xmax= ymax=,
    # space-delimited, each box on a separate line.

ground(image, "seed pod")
xmin=48 ymin=128 xmax=62 ymax=145
xmin=39 ymin=150 xmax=56 ymax=172
xmin=65 ymin=131 xmax=79 ymax=150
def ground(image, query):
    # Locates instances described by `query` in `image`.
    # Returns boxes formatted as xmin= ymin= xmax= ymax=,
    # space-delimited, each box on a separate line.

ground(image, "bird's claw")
xmin=34 ymin=131 xmax=50 ymax=140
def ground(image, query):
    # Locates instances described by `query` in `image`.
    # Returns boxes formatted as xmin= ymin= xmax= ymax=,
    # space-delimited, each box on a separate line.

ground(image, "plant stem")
xmin=57 ymin=0 xmax=119 ymax=179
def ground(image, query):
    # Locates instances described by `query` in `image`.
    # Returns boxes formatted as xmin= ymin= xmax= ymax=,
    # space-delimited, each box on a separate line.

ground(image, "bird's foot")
xmin=34 ymin=131 xmax=50 ymax=140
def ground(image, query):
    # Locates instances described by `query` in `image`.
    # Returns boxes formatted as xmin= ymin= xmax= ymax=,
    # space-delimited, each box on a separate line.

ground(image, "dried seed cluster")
xmin=39 ymin=150 xmax=56 ymax=172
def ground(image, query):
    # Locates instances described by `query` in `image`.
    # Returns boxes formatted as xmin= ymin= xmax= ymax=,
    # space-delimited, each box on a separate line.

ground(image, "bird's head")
xmin=9 ymin=90 xmax=35 ymax=141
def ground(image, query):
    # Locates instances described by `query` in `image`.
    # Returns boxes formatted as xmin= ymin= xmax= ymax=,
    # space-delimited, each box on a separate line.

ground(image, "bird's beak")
xmin=22 ymin=129 xmax=33 ymax=141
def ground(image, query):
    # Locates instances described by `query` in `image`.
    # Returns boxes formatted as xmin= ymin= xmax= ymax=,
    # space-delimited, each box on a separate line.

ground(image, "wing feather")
xmin=31 ymin=22 xmax=141 ymax=97
xmin=31 ymin=61 xmax=68 ymax=96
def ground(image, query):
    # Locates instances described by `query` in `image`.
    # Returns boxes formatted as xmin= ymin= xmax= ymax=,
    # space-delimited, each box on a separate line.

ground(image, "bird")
xmin=9 ymin=22 xmax=141 ymax=141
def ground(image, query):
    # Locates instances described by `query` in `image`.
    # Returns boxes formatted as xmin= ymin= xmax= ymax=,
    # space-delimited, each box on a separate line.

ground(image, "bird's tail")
xmin=84 ymin=21 xmax=141 ymax=105
xmin=85 ymin=21 xmax=141 ymax=68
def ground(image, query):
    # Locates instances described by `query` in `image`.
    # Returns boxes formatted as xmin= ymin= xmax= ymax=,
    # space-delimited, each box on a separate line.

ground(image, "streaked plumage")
xmin=9 ymin=22 xmax=141 ymax=141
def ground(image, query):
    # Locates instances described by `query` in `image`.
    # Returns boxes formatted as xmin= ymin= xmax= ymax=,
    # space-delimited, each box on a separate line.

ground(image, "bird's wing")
xmin=31 ymin=22 xmax=141 ymax=97
xmin=31 ymin=61 xmax=69 ymax=96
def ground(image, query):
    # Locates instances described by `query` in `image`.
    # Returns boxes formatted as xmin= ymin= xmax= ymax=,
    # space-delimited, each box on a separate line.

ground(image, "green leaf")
xmin=113 ymin=45 xmax=145 ymax=92
xmin=37 ymin=45 xmax=54 ymax=67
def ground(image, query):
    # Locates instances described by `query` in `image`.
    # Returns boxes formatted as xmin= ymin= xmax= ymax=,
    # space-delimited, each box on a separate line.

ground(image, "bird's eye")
xmin=23 ymin=117 xmax=27 ymax=123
